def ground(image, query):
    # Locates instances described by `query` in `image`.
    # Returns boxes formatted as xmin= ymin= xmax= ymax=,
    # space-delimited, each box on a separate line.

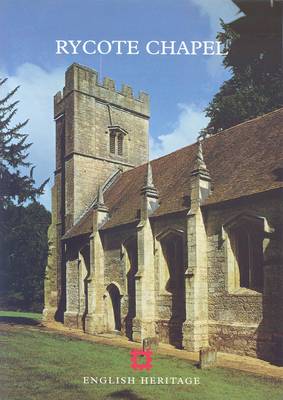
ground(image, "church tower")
xmin=54 ymin=63 xmax=149 ymax=229
xmin=44 ymin=63 xmax=150 ymax=321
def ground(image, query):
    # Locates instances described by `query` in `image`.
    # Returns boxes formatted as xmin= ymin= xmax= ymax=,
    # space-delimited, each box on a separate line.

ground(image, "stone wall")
xmin=65 ymin=258 xmax=80 ymax=328
xmin=205 ymin=192 xmax=283 ymax=362
xmin=59 ymin=190 xmax=283 ymax=363
xmin=103 ymin=225 xmax=138 ymax=337
xmin=152 ymin=214 xmax=187 ymax=346
xmin=99 ymin=213 xmax=189 ymax=346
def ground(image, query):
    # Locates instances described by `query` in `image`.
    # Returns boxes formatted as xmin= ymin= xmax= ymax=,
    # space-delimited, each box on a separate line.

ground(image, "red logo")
xmin=130 ymin=349 xmax=153 ymax=371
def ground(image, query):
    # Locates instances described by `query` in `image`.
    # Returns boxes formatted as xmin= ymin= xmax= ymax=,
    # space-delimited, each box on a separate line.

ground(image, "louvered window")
xmin=110 ymin=132 xmax=116 ymax=154
xmin=117 ymin=134 xmax=123 ymax=156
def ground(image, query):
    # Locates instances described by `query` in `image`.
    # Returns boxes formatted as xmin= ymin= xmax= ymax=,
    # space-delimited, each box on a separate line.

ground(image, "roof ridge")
xmin=145 ymin=106 xmax=283 ymax=165
xmin=203 ymin=106 xmax=283 ymax=142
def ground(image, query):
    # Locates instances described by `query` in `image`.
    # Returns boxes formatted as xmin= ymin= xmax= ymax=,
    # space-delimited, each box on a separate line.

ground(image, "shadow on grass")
xmin=105 ymin=389 xmax=147 ymax=400
xmin=0 ymin=316 xmax=41 ymax=326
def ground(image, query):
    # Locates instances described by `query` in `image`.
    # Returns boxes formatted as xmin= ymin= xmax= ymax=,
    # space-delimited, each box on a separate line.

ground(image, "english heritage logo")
xmin=130 ymin=349 xmax=153 ymax=371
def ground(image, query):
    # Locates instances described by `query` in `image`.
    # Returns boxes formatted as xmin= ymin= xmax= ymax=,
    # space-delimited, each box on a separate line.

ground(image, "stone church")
xmin=44 ymin=63 xmax=283 ymax=363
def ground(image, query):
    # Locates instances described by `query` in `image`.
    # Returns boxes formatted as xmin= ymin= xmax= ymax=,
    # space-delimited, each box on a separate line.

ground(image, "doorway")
xmin=105 ymin=283 xmax=121 ymax=332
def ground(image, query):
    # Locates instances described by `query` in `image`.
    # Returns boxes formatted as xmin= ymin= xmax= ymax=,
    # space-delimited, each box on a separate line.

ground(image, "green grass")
xmin=0 ymin=310 xmax=42 ymax=321
xmin=0 ymin=312 xmax=282 ymax=400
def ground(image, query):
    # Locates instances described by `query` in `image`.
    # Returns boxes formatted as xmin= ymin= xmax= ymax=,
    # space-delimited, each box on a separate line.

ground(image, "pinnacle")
xmin=191 ymin=140 xmax=211 ymax=179
xmin=141 ymin=162 xmax=159 ymax=198
xmin=94 ymin=185 xmax=108 ymax=211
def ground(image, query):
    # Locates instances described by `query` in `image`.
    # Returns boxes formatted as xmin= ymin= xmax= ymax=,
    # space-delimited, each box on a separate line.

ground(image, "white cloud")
xmin=190 ymin=0 xmax=241 ymax=78
xmin=150 ymin=104 xmax=208 ymax=160
xmin=190 ymin=0 xmax=240 ymax=33
xmin=149 ymin=1 xmax=238 ymax=161
xmin=0 ymin=63 xmax=65 ymax=210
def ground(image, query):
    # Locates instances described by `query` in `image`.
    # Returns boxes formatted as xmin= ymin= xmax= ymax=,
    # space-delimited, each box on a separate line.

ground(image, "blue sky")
xmin=0 ymin=0 xmax=240 ymax=209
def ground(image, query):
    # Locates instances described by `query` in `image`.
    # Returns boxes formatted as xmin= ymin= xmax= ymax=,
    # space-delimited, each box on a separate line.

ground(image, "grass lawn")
xmin=0 ymin=310 xmax=42 ymax=321
xmin=0 ymin=312 xmax=282 ymax=400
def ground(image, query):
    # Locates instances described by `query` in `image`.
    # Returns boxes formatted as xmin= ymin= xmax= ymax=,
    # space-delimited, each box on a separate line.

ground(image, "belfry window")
xmin=117 ymin=134 xmax=123 ymax=156
xmin=110 ymin=132 xmax=116 ymax=154
xmin=108 ymin=125 xmax=127 ymax=156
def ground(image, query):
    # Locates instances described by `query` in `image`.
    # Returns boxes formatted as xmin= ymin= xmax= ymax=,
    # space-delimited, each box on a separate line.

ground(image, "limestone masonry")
xmin=44 ymin=63 xmax=283 ymax=364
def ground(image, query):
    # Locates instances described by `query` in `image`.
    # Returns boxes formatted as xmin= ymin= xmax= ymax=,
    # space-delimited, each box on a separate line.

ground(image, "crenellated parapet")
xmin=54 ymin=63 xmax=150 ymax=118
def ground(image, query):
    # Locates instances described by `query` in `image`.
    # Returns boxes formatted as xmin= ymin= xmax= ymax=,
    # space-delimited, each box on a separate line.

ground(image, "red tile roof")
xmin=63 ymin=107 xmax=283 ymax=239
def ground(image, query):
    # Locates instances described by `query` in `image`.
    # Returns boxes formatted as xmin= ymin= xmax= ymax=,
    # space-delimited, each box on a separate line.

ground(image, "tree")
xmin=219 ymin=2 xmax=281 ymax=73
xmin=202 ymin=65 xmax=283 ymax=136
xmin=0 ymin=78 xmax=50 ymax=311
xmin=0 ymin=202 xmax=51 ymax=311
xmin=201 ymin=12 xmax=283 ymax=137
xmin=0 ymin=78 xmax=48 ymax=208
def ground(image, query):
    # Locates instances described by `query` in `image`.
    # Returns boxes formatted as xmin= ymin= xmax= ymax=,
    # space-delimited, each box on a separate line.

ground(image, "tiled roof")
xmin=63 ymin=107 xmax=283 ymax=239
xmin=63 ymin=208 xmax=94 ymax=240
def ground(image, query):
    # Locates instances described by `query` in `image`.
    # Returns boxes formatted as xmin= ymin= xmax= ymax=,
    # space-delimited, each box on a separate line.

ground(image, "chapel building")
xmin=44 ymin=63 xmax=283 ymax=363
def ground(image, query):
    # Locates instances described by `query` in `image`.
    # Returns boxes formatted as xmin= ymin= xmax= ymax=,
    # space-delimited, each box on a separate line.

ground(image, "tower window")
xmin=110 ymin=132 xmax=116 ymax=154
xmin=108 ymin=125 xmax=127 ymax=156
xmin=117 ymin=134 xmax=123 ymax=156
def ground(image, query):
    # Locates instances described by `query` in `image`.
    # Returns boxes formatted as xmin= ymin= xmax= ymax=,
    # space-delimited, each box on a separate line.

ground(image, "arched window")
xmin=225 ymin=215 xmax=265 ymax=293
xmin=231 ymin=223 xmax=263 ymax=291
xmin=108 ymin=126 xmax=127 ymax=156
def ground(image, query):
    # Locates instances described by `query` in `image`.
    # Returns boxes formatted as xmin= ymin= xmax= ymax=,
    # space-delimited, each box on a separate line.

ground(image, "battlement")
xmin=54 ymin=63 xmax=150 ymax=118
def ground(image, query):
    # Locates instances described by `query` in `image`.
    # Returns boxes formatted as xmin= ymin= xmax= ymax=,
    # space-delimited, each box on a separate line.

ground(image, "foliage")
xmin=0 ymin=78 xmax=48 ymax=208
xmin=202 ymin=66 xmax=283 ymax=136
xmin=217 ymin=18 xmax=240 ymax=70
xmin=0 ymin=202 xmax=51 ymax=311
xmin=201 ymin=19 xmax=283 ymax=137
xmin=0 ymin=78 xmax=51 ymax=311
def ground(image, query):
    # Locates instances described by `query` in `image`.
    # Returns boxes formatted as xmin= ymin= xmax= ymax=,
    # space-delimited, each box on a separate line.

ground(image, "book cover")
xmin=1 ymin=1 xmax=283 ymax=399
